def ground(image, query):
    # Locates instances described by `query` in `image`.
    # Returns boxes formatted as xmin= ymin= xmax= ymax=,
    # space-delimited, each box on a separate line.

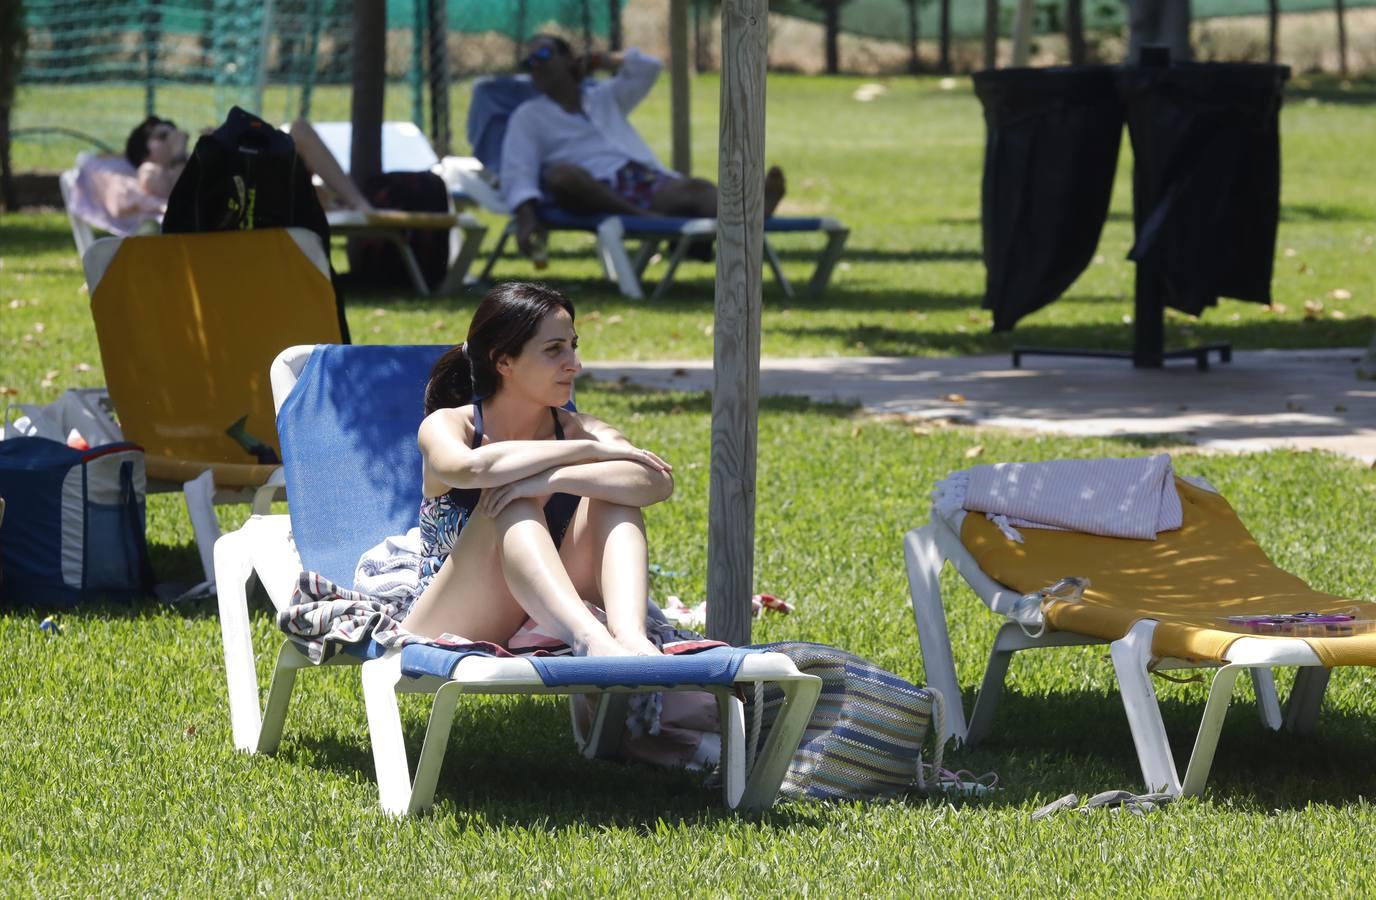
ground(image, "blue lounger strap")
xmin=399 ymin=643 xmax=760 ymax=687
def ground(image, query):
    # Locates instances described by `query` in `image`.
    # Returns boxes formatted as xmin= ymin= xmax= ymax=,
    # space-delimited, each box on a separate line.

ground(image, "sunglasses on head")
xmin=520 ymin=45 xmax=556 ymax=70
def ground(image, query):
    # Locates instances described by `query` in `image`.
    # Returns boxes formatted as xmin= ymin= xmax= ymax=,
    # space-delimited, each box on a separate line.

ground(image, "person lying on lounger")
xmin=500 ymin=34 xmax=788 ymax=260
xmin=400 ymin=281 xmax=674 ymax=656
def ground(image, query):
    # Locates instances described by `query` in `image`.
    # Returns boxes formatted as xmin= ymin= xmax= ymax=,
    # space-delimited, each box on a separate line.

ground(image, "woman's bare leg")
xmin=560 ymin=498 xmax=660 ymax=655
xmin=402 ymin=497 xmax=626 ymax=655
xmin=289 ymin=118 xmax=376 ymax=214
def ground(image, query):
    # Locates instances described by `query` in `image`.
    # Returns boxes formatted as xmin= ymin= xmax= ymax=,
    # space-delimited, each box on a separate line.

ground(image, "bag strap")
xmin=119 ymin=460 xmax=156 ymax=595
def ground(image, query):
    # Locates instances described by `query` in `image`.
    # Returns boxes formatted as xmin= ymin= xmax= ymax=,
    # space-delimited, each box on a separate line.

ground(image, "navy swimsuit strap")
xmin=462 ymin=400 xmax=578 ymax=548
xmin=471 ymin=400 xmax=564 ymax=447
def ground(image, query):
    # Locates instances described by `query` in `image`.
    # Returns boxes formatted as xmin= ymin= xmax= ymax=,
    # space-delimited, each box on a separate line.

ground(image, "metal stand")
xmin=1012 ymin=260 xmax=1233 ymax=371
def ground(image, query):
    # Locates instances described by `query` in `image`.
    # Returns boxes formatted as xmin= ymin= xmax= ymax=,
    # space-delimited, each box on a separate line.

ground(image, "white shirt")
xmin=499 ymin=49 xmax=672 ymax=210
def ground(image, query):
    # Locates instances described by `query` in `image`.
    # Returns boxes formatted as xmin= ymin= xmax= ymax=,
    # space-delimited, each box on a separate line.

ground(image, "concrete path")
xmin=585 ymin=348 xmax=1376 ymax=464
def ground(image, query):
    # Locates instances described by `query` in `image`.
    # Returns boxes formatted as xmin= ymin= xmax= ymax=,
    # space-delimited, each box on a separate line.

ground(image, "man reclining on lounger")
xmin=501 ymin=34 xmax=788 ymax=260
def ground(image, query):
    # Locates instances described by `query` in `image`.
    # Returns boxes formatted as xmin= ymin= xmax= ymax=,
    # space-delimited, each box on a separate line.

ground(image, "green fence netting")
xmin=772 ymin=0 xmax=1376 ymax=44
xmin=15 ymin=0 xmax=610 ymax=159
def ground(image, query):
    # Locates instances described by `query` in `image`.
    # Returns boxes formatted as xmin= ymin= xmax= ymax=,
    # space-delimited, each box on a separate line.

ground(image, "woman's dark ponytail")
xmin=424 ymin=282 xmax=575 ymax=414
xmin=424 ymin=342 xmax=474 ymax=415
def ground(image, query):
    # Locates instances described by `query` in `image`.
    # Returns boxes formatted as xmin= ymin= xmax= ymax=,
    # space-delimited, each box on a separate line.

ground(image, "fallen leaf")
xmin=44 ymin=370 xmax=58 ymax=380
xmin=938 ymin=77 xmax=957 ymax=90
xmin=32 ymin=322 xmax=44 ymax=333
xmin=431 ymin=319 xmax=446 ymax=330
xmin=606 ymin=314 xmax=624 ymax=325
xmin=184 ymin=725 xmax=197 ymax=738
xmin=942 ymin=393 xmax=967 ymax=404
xmin=586 ymin=310 xmax=602 ymax=320
xmin=911 ymin=426 xmax=931 ymax=436
xmin=967 ymin=311 xmax=983 ymax=323
xmin=851 ymin=425 xmax=863 ymax=438
xmin=370 ymin=325 xmax=382 ymax=334
xmin=1284 ymin=247 xmax=1297 ymax=257
xmin=702 ymin=323 xmax=714 ymax=336
xmin=1330 ymin=310 xmax=1347 ymax=320
xmin=1303 ymin=299 xmax=1324 ymax=320
xmin=73 ymin=362 xmax=91 ymax=372
xmin=1298 ymin=262 xmax=1309 ymax=274
xmin=1330 ymin=288 xmax=1352 ymax=300
xmin=1266 ymin=303 xmax=1288 ymax=314
xmin=371 ymin=308 xmax=386 ymax=317
xmin=964 ymin=445 xmax=984 ymax=459
xmin=1121 ymin=314 xmax=1133 ymax=324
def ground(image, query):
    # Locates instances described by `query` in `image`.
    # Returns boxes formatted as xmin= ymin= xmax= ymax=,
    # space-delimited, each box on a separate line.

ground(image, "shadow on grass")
xmin=766 ymin=312 xmax=1375 ymax=357
xmin=952 ymin=685 xmax=1376 ymax=810
xmin=0 ymin=221 xmax=76 ymax=257
xmin=773 ymin=246 xmax=982 ymax=265
xmin=283 ymin=695 xmax=1019 ymax=826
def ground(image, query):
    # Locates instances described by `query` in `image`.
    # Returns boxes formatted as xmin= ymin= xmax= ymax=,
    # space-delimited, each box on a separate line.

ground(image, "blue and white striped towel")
xmin=934 ymin=454 xmax=1183 ymax=543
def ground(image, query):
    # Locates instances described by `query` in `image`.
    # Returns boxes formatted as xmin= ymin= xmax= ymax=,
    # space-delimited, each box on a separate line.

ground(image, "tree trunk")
xmin=984 ymin=0 xmax=998 ymax=69
xmin=824 ymin=0 xmax=840 ymax=75
xmin=0 ymin=106 xmax=14 ymax=212
xmin=906 ymin=0 xmax=920 ymax=74
xmin=1267 ymin=0 xmax=1279 ymax=63
xmin=1067 ymin=0 xmax=1086 ymax=65
xmin=940 ymin=0 xmax=952 ymax=73
xmin=1336 ymin=0 xmax=1348 ymax=78
xmin=350 ymin=0 xmax=385 ymax=187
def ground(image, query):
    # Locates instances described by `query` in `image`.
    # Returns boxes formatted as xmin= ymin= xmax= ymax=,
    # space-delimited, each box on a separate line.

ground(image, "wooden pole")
xmin=609 ymin=0 xmax=623 ymax=51
xmin=983 ymin=0 xmax=998 ymax=69
xmin=1011 ymin=0 xmax=1035 ymax=66
xmin=707 ymin=0 xmax=766 ymax=647
xmin=427 ymin=0 xmax=451 ymax=156
xmin=1335 ymin=0 xmax=1348 ymax=78
xmin=1267 ymin=0 xmax=1279 ymax=63
xmin=906 ymin=0 xmax=920 ymax=75
xmin=670 ymin=0 xmax=692 ymax=175
xmin=1067 ymin=0 xmax=1086 ymax=65
xmin=940 ymin=0 xmax=952 ymax=73
xmin=350 ymin=0 xmax=385 ymax=188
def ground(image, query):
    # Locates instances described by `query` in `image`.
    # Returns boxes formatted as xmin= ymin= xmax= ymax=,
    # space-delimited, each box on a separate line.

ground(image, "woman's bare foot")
xmin=576 ymin=631 xmax=635 ymax=657
xmin=764 ymin=165 xmax=787 ymax=218
xmin=615 ymin=634 xmax=662 ymax=657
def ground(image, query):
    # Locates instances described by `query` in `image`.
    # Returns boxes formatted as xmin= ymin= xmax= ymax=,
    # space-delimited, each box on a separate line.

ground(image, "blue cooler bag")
xmin=0 ymin=438 xmax=153 ymax=607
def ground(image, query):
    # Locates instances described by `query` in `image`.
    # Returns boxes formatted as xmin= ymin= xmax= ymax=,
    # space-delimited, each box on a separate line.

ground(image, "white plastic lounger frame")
xmin=474 ymin=214 xmax=850 ymax=303
xmin=902 ymin=511 xmax=1331 ymax=798
xmin=216 ymin=344 xmax=822 ymax=815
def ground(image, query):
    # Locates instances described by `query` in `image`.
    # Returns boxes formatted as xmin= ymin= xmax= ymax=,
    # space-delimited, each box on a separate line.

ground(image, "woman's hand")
xmin=476 ymin=470 xmax=552 ymax=518
xmin=591 ymin=442 xmax=673 ymax=474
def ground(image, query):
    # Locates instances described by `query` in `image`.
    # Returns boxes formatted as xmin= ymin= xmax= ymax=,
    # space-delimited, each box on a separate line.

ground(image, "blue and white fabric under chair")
xmin=214 ymin=343 xmax=821 ymax=815
xmin=443 ymin=76 xmax=851 ymax=301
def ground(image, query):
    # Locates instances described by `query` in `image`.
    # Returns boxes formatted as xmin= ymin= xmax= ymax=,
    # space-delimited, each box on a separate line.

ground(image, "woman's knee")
xmin=587 ymin=498 xmax=645 ymax=532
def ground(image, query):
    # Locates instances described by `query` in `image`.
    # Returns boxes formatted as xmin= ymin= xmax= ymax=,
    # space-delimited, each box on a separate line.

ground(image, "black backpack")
xmin=163 ymin=107 xmax=350 ymax=341
xmin=346 ymin=170 xmax=452 ymax=292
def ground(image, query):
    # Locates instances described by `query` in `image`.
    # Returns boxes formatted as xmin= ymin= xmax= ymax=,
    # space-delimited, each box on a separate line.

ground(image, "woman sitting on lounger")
xmin=401 ymin=281 xmax=673 ymax=656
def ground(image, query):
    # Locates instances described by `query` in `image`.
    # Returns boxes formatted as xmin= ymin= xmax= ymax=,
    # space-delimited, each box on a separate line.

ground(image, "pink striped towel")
xmin=958 ymin=453 xmax=1182 ymax=543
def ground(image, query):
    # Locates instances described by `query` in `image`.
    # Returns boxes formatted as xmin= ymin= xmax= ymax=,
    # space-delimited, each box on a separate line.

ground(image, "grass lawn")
xmin=2 ymin=73 xmax=1376 ymax=894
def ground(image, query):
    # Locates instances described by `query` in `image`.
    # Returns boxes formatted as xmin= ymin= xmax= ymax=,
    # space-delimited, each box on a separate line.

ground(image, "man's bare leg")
xmin=543 ymin=162 xmax=647 ymax=216
xmin=650 ymin=166 xmax=787 ymax=219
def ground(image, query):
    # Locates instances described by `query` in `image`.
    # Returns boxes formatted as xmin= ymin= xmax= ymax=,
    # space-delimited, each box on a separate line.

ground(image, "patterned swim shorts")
xmin=606 ymin=160 xmax=673 ymax=211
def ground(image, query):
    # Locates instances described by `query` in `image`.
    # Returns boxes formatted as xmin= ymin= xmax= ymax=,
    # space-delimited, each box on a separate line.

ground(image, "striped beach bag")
xmin=747 ymin=642 xmax=947 ymax=801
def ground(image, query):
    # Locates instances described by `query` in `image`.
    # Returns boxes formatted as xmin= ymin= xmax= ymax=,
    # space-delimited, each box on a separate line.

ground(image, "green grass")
xmin=3 ymin=74 xmax=1376 ymax=894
